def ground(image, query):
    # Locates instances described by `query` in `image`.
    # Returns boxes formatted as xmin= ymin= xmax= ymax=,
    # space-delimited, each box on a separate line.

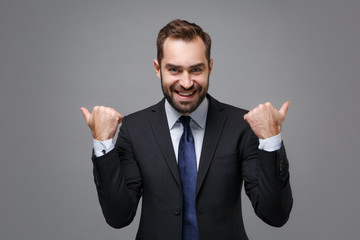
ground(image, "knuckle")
xmin=105 ymin=107 xmax=113 ymax=114
xmin=95 ymin=106 xmax=103 ymax=112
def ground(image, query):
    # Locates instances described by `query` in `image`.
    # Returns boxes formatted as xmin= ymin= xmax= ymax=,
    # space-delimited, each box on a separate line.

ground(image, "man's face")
xmin=154 ymin=36 xmax=213 ymax=115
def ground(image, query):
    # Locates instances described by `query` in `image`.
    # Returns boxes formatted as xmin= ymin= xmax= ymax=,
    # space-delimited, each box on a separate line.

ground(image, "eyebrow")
xmin=190 ymin=63 xmax=205 ymax=68
xmin=165 ymin=63 xmax=181 ymax=69
xmin=165 ymin=63 xmax=206 ymax=69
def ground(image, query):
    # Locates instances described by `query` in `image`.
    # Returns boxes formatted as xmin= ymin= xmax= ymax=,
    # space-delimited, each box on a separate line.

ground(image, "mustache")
xmin=171 ymin=83 xmax=202 ymax=92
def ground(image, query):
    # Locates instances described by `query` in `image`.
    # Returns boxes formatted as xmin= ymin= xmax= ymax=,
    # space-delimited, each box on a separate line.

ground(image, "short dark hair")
xmin=156 ymin=19 xmax=212 ymax=67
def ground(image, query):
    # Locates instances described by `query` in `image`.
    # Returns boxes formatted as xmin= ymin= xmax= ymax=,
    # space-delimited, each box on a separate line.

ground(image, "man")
xmin=81 ymin=19 xmax=292 ymax=240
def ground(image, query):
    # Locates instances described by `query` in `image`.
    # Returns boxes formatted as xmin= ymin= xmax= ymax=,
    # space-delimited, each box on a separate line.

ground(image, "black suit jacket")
xmin=92 ymin=95 xmax=293 ymax=240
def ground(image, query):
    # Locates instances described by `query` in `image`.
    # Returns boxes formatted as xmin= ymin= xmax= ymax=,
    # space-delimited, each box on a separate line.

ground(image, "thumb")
xmin=243 ymin=113 xmax=249 ymax=123
xmin=80 ymin=107 xmax=91 ymax=123
xmin=279 ymin=101 xmax=290 ymax=116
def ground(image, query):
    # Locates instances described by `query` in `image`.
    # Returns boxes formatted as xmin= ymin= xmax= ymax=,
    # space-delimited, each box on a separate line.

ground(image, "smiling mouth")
xmin=176 ymin=91 xmax=196 ymax=97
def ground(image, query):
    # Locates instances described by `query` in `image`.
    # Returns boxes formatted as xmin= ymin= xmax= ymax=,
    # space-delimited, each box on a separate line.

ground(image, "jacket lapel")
xmin=196 ymin=95 xmax=227 ymax=197
xmin=149 ymin=99 xmax=182 ymax=189
xmin=148 ymin=96 xmax=227 ymax=195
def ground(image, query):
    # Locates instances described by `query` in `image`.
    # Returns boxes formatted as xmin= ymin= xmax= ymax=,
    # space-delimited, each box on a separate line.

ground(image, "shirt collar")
xmin=165 ymin=97 xmax=209 ymax=130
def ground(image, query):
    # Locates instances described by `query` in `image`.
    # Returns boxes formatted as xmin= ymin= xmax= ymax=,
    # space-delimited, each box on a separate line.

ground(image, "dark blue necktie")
xmin=178 ymin=116 xmax=199 ymax=240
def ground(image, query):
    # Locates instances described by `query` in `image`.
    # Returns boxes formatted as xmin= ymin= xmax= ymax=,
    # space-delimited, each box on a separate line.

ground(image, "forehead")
xmin=162 ymin=36 xmax=207 ymax=67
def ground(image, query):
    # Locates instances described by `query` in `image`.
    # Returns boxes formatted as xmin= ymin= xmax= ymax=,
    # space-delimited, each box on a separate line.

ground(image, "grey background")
xmin=1 ymin=0 xmax=359 ymax=239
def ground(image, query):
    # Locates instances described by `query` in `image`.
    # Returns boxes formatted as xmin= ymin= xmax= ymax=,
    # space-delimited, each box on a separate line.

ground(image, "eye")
xmin=191 ymin=68 xmax=201 ymax=73
xmin=169 ymin=68 xmax=179 ymax=73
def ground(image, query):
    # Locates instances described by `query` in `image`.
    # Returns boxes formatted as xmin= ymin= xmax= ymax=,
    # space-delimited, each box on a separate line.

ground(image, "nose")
xmin=180 ymin=72 xmax=193 ymax=89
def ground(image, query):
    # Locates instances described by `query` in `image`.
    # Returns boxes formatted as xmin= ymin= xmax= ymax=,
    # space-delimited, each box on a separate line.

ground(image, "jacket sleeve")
xmin=241 ymin=129 xmax=293 ymax=227
xmin=91 ymin=116 xmax=142 ymax=228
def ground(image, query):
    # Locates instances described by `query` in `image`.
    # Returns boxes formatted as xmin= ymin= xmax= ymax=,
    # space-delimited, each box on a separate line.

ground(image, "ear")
xmin=154 ymin=59 xmax=161 ymax=79
xmin=208 ymin=58 xmax=214 ymax=75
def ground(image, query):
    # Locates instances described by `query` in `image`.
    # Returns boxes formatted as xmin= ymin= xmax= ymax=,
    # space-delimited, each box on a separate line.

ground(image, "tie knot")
xmin=179 ymin=115 xmax=191 ymax=128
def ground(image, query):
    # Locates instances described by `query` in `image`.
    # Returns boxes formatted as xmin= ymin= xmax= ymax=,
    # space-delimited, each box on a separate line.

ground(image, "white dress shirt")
xmin=93 ymin=98 xmax=282 ymax=162
xmin=165 ymin=97 xmax=208 ymax=170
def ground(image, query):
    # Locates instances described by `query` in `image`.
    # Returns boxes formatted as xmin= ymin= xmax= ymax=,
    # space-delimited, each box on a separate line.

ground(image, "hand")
xmin=243 ymin=101 xmax=290 ymax=139
xmin=80 ymin=106 xmax=123 ymax=141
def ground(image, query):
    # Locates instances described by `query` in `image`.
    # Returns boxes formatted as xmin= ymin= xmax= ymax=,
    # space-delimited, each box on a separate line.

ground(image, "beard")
xmin=161 ymin=77 xmax=208 ymax=114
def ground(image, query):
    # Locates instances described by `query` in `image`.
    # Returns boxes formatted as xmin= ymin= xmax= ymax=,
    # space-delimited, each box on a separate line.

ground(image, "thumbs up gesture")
xmin=80 ymin=106 xmax=123 ymax=141
xmin=243 ymin=101 xmax=290 ymax=139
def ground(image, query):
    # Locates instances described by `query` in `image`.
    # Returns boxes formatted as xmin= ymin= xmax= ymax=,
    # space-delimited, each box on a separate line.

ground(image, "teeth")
xmin=178 ymin=91 xmax=194 ymax=96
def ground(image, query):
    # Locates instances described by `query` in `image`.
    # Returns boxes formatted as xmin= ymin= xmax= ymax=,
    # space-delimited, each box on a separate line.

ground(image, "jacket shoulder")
xmin=121 ymin=99 xmax=164 ymax=126
xmin=208 ymin=95 xmax=249 ymax=116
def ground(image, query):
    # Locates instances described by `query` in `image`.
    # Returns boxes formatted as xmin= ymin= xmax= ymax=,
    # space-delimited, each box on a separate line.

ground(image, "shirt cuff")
xmin=93 ymin=138 xmax=115 ymax=157
xmin=258 ymin=133 xmax=282 ymax=152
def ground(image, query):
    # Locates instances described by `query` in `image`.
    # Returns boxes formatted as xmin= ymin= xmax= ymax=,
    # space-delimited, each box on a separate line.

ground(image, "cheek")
xmin=197 ymin=74 xmax=209 ymax=87
xmin=162 ymin=75 xmax=178 ymax=87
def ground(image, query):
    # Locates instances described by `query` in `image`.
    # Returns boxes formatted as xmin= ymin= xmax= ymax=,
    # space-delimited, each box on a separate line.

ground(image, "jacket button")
xmin=94 ymin=177 xmax=100 ymax=187
xmin=174 ymin=208 xmax=181 ymax=215
xmin=279 ymin=159 xmax=284 ymax=171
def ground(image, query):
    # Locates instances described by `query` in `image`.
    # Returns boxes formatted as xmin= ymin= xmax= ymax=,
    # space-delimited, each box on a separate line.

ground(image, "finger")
xmin=243 ymin=113 xmax=251 ymax=124
xmin=279 ymin=101 xmax=290 ymax=116
xmin=80 ymin=107 xmax=91 ymax=122
xmin=117 ymin=114 xmax=123 ymax=124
